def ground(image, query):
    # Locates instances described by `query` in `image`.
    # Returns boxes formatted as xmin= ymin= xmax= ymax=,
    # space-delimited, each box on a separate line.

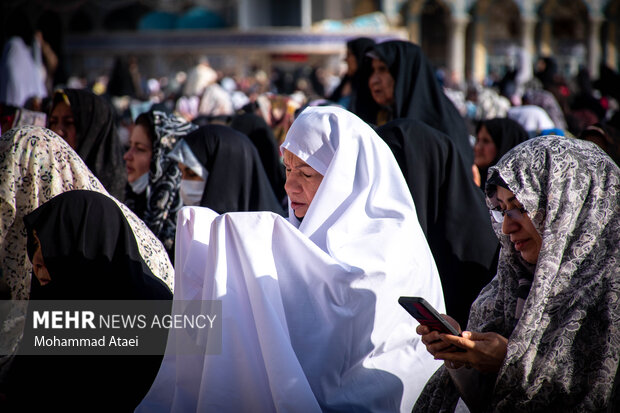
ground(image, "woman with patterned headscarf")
xmin=124 ymin=110 xmax=197 ymax=260
xmin=415 ymin=135 xmax=620 ymax=411
xmin=0 ymin=126 xmax=173 ymax=301
xmin=0 ymin=126 xmax=174 ymax=394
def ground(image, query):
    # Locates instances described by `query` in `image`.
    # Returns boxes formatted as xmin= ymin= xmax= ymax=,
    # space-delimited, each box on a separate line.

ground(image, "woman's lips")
xmin=290 ymin=201 xmax=304 ymax=210
xmin=514 ymin=239 xmax=529 ymax=251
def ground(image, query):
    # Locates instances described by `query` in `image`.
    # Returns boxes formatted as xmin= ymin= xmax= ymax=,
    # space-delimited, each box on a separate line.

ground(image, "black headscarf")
xmin=51 ymin=88 xmax=127 ymax=200
xmin=475 ymin=117 xmax=528 ymax=188
xmin=107 ymin=56 xmax=137 ymax=98
xmin=354 ymin=40 xmax=473 ymax=168
xmin=230 ymin=112 xmax=287 ymax=204
xmin=9 ymin=190 xmax=171 ymax=411
xmin=328 ymin=37 xmax=376 ymax=106
xmin=377 ymin=118 xmax=499 ymax=327
xmin=183 ymin=124 xmax=285 ymax=215
xmin=23 ymin=190 xmax=171 ymax=300
xmin=534 ymin=56 xmax=558 ymax=90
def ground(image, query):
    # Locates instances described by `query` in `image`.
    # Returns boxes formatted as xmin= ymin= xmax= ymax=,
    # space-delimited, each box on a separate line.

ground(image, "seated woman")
xmin=24 ymin=190 xmax=172 ymax=299
xmin=474 ymin=117 xmax=528 ymax=188
xmin=5 ymin=190 xmax=171 ymax=411
xmin=138 ymin=106 xmax=445 ymax=412
xmin=124 ymin=110 xmax=198 ymax=259
xmin=0 ymin=126 xmax=174 ymax=396
xmin=47 ymin=88 xmax=126 ymax=200
xmin=377 ymin=118 xmax=499 ymax=328
xmin=167 ymin=123 xmax=285 ymax=215
xmin=414 ymin=135 xmax=620 ymax=411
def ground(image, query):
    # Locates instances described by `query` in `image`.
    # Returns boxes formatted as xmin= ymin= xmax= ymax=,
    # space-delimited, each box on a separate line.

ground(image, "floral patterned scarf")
xmin=415 ymin=135 xmax=620 ymax=411
xmin=0 ymin=126 xmax=174 ymax=301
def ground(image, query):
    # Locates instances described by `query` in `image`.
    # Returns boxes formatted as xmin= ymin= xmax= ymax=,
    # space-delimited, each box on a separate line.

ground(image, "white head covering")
xmin=139 ymin=107 xmax=445 ymax=412
xmin=0 ymin=37 xmax=47 ymax=107
xmin=198 ymin=83 xmax=234 ymax=116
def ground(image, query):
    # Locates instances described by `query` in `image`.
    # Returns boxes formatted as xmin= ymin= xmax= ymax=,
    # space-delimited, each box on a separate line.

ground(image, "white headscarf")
xmin=139 ymin=106 xmax=445 ymax=412
xmin=0 ymin=37 xmax=47 ymax=107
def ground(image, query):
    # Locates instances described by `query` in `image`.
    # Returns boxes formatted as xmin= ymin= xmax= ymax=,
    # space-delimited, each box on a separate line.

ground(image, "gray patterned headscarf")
xmin=415 ymin=135 xmax=620 ymax=411
xmin=143 ymin=111 xmax=197 ymax=257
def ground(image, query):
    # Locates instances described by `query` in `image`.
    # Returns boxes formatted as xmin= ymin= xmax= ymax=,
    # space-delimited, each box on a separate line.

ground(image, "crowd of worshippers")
xmin=0 ymin=29 xmax=619 ymax=413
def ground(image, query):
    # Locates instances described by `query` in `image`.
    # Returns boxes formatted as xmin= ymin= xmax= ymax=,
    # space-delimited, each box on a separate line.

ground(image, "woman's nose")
xmin=284 ymin=175 xmax=300 ymax=194
xmin=501 ymin=214 xmax=519 ymax=235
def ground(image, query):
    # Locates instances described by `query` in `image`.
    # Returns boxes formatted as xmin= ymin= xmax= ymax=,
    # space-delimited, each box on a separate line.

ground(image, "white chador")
xmin=137 ymin=107 xmax=445 ymax=412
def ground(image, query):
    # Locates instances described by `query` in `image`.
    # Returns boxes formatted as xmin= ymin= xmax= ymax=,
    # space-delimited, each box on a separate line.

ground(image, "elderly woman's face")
xmin=495 ymin=186 xmax=542 ymax=265
xmin=368 ymin=58 xmax=395 ymax=107
xmin=283 ymin=149 xmax=324 ymax=219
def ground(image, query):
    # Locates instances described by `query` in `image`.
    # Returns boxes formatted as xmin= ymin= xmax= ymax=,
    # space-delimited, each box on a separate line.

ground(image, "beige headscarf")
xmin=0 ymin=125 xmax=174 ymax=301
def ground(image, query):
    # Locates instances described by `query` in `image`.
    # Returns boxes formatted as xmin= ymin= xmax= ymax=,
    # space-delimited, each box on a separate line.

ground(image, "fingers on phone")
xmin=440 ymin=333 xmax=475 ymax=351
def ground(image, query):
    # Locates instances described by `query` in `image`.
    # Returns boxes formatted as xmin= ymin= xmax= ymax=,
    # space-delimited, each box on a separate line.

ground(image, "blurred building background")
xmin=1 ymin=0 xmax=618 ymax=88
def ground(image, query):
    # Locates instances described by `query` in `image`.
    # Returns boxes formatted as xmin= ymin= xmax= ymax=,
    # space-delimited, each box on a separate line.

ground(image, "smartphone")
xmin=398 ymin=296 xmax=461 ymax=336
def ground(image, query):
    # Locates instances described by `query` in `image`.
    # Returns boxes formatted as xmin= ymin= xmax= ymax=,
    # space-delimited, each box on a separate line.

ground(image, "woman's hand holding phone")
xmin=435 ymin=331 xmax=508 ymax=373
xmin=416 ymin=314 xmax=466 ymax=369
xmin=406 ymin=297 xmax=509 ymax=373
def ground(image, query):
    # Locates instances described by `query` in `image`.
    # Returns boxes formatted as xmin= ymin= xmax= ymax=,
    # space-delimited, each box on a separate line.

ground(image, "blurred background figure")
xmin=183 ymin=56 xmax=217 ymax=98
xmin=578 ymin=123 xmax=620 ymax=166
xmin=107 ymin=56 xmax=145 ymax=100
xmin=474 ymin=118 xmax=528 ymax=188
xmin=506 ymin=98 xmax=555 ymax=138
xmin=0 ymin=8 xmax=47 ymax=108
xmin=328 ymin=37 xmax=375 ymax=110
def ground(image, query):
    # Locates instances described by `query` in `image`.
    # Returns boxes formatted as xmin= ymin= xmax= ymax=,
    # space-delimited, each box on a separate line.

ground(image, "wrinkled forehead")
xmin=281 ymin=107 xmax=341 ymax=175
xmin=282 ymin=149 xmax=309 ymax=167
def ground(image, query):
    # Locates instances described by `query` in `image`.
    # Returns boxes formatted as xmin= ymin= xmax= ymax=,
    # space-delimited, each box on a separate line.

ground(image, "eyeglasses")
xmin=490 ymin=206 xmax=528 ymax=223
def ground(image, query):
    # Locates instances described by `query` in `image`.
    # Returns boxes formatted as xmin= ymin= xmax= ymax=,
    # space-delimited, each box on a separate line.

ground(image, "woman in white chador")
xmin=137 ymin=106 xmax=445 ymax=412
